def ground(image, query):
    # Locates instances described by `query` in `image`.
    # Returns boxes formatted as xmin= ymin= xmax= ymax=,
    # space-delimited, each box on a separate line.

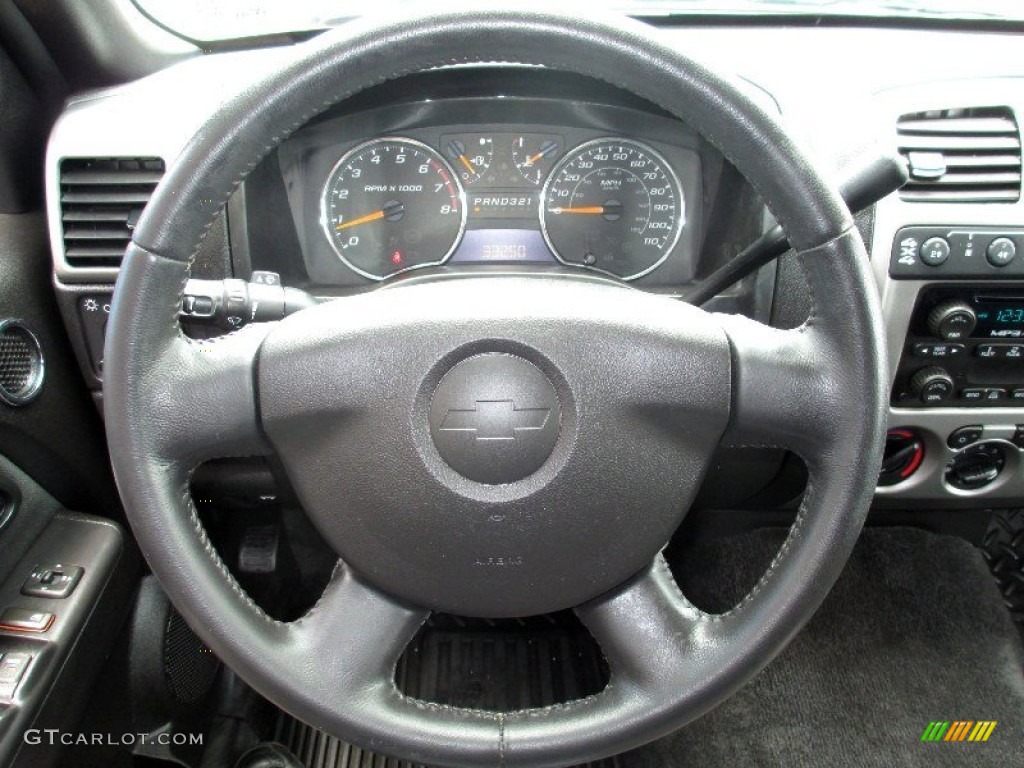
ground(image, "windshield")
xmin=134 ymin=0 xmax=1024 ymax=43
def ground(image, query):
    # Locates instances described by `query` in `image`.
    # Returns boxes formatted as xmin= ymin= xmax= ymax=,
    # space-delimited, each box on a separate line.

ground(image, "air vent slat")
xmin=61 ymin=208 xmax=133 ymax=223
xmin=58 ymin=157 xmax=164 ymax=268
xmin=63 ymin=226 xmax=133 ymax=240
xmin=897 ymin=134 xmax=1020 ymax=152
xmin=899 ymin=188 xmax=1020 ymax=203
xmin=65 ymin=245 xmax=133 ymax=258
xmin=940 ymin=154 xmax=1021 ymax=169
xmin=897 ymin=107 xmax=1021 ymax=203
xmin=61 ymin=189 xmax=155 ymax=205
xmin=896 ymin=116 xmax=1017 ymax=135
xmin=920 ymin=171 xmax=1021 ymax=186
xmin=60 ymin=170 xmax=164 ymax=185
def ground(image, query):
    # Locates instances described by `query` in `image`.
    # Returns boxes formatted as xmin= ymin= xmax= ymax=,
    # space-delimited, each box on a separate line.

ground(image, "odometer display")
xmin=321 ymin=137 xmax=466 ymax=280
xmin=540 ymin=139 xmax=683 ymax=280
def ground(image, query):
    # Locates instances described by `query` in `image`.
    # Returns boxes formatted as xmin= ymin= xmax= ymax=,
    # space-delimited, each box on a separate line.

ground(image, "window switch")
xmin=0 ymin=608 xmax=54 ymax=633
xmin=0 ymin=652 xmax=32 ymax=699
xmin=21 ymin=564 xmax=83 ymax=599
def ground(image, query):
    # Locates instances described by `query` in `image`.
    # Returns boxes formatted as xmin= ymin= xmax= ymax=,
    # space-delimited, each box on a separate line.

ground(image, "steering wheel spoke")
xmin=292 ymin=564 xmax=428 ymax=694
xmin=153 ymin=328 xmax=272 ymax=464
xmin=576 ymin=555 xmax=706 ymax=691
xmin=716 ymin=314 xmax=837 ymax=456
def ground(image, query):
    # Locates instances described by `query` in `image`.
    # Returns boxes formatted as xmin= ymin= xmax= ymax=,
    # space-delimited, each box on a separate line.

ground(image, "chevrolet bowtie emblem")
xmin=439 ymin=400 xmax=550 ymax=440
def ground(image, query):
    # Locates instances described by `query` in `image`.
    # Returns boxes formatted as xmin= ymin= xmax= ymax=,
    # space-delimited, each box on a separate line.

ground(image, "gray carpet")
xmin=624 ymin=526 xmax=1024 ymax=767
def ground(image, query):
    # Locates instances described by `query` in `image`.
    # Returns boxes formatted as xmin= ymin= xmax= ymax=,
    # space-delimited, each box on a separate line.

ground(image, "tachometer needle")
xmin=335 ymin=209 xmax=385 ymax=231
xmin=551 ymin=206 xmax=606 ymax=215
xmin=457 ymin=155 xmax=476 ymax=174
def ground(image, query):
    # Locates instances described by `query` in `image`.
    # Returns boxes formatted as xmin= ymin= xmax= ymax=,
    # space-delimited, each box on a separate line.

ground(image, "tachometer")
xmin=321 ymin=137 xmax=466 ymax=280
xmin=540 ymin=138 xmax=683 ymax=280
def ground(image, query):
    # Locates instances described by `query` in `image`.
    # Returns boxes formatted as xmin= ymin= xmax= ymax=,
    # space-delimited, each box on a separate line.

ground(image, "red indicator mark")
xmin=391 ymin=250 xmax=403 ymax=265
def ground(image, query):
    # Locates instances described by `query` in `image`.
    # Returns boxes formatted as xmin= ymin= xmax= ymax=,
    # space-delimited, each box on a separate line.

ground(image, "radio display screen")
xmin=976 ymin=301 xmax=1024 ymax=338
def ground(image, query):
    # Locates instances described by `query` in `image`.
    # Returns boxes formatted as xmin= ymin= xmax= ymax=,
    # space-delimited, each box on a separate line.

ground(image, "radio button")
xmin=1011 ymin=389 xmax=1024 ymax=402
xmin=913 ymin=343 xmax=965 ymax=358
xmin=960 ymin=388 xmax=986 ymax=402
xmin=917 ymin=344 xmax=962 ymax=360
xmin=920 ymin=237 xmax=951 ymax=266
xmin=984 ymin=388 xmax=1007 ymax=402
xmin=975 ymin=344 xmax=1002 ymax=359
xmin=986 ymin=237 xmax=1017 ymax=267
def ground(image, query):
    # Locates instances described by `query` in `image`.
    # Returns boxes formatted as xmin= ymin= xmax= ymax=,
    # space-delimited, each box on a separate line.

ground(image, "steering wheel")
xmin=104 ymin=9 xmax=886 ymax=767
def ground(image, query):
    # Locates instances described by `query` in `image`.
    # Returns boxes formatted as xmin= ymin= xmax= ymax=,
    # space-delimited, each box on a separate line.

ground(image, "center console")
xmin=873 ymin=79 xmax=1024 ymax=503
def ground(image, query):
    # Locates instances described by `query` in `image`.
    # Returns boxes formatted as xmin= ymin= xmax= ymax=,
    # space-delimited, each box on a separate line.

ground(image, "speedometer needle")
xmin=335 ymin=210 xmax=385 ymax=231
xmin=551 ymin=206 xmax=606 ymax=215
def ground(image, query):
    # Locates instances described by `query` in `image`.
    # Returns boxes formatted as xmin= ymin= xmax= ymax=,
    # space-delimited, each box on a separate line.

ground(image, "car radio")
xmin=892 ymin=285 xmax=1024 ymax=407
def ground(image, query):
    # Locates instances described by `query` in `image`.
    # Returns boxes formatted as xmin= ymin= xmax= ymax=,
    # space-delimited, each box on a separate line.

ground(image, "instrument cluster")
xmin=274 ymin=102 xmax=704 ymax=288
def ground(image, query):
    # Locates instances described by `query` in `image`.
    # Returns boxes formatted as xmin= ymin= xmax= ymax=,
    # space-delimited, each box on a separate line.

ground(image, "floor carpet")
xmin=624 ymin=526 xmax=1024 ymax=767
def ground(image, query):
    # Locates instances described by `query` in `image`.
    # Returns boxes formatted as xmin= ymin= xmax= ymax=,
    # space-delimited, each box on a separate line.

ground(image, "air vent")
xmin=59 ymin=157 xmax=164 ymax=268
xmin=896 ymin=107 xmax=1021 ymax=203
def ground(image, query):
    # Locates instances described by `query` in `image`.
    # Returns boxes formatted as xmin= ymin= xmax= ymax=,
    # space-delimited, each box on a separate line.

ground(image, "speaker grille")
xmin=0 ymin=321 xmax=43 ymax=406
xmin=163 ymin=609 xmax=219 ymax=705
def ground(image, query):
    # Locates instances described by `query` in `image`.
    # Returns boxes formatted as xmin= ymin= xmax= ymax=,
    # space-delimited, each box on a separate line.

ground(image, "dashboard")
xmin=42 ymin=22 xmax=1024 ymax=509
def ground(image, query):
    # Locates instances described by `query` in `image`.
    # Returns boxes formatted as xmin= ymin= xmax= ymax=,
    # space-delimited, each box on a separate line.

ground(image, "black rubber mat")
xmin=274 ymin=613 xmax=615 ymax=768
xmin=983 ymin=508 xmax=1024 ymax=621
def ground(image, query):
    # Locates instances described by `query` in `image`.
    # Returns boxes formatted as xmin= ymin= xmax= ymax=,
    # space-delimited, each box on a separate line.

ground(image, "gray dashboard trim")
xmin=870 ymin=78 xmax=1024 ymax=502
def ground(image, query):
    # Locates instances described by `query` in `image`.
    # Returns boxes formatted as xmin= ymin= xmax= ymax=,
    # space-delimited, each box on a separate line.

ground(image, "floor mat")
xmin=624 ymin=526 xmax=1024 ymax=768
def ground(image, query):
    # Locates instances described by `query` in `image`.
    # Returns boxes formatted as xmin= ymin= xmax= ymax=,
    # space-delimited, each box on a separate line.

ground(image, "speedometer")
xmin=321 ymin=137 xmax=466 ymax=280
xmin=540 ymin=138 xmax=683 ymax=280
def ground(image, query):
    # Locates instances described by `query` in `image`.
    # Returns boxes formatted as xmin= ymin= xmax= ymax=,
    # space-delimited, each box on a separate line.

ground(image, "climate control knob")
xmin=910 ymin=366 xmax=955 ymax=404
xmin=927 ymin=300 xmax=977 ymax=341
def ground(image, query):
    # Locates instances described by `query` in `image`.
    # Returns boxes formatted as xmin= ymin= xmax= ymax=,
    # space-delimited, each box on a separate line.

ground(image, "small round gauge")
xmin=321 ymin=137 xmax=466 ymax=280
xmin=512 ymin=135 xmax=560 ymax=185
xmin=540 ymin=138 xmax=683 ymax=280
xmin=445 ymin=137 xmax=493 ymax=185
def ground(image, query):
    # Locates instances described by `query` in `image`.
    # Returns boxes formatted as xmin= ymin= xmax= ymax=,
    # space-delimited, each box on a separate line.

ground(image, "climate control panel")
xmin=892 ymin=285 xmax=1024 ymax=408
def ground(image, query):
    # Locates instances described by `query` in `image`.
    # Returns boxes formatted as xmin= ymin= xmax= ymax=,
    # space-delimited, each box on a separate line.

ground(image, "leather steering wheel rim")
xmin=104 ymin=10 xmax=887 ymax=767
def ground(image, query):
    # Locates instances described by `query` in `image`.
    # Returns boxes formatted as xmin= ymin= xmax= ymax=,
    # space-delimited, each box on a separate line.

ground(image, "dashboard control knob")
xmin=927 ymin=300 xmax=977 ymax=341
xmin=879 ymin=428 xmax=925 ymax=487
xmin=946 ymin=441 xmax=1005 ymax=490
xmin=919 ymin=236 xmax=951 ymax=266
xmin=910 ymin=366 xmax=954 ymax=404
xmin=986 ymin=237 xmax=1017 ymax=267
